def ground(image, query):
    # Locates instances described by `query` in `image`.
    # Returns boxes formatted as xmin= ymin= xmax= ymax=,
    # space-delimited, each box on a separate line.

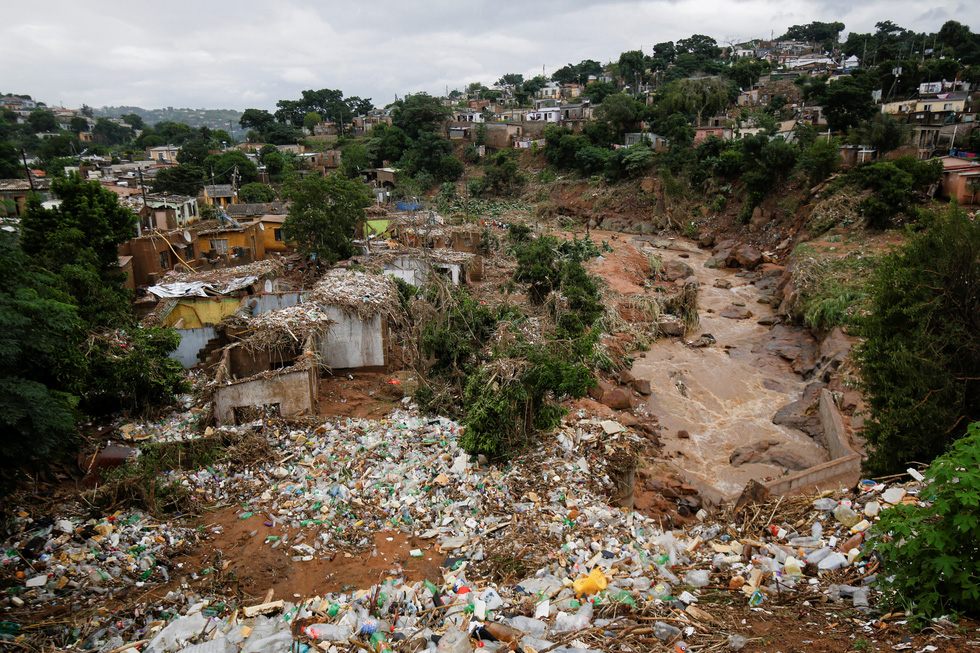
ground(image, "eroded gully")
xmin=629 ymin=238 xmax=829 ymax=502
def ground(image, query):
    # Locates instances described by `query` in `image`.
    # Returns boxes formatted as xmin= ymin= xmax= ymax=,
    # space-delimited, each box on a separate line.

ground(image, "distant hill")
xmin=95 ymin=106 xmax=246 ymax=139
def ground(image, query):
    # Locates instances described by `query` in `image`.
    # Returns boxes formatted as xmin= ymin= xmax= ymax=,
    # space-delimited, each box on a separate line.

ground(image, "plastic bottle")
xmin=812 ymin=498 xmax=838 ymax=511
xmin=811 ymin=520 xmax=823 ymax=540
xmin=507 ymin=617 xmax=547 ymax=638
xmin=483 ymin=623 xmax=521 ymax=643
xmin=833 ymin=505 xmax=860 ymax=528
xmin=783 ymin=556 xmax=803 ymax=576
xmin=436 ymin=624 xmax=471 ymax=653
xmin=683 ymin=569 xmax=710 ymax=587
xmin=653 ymin=621 xmax=681 ymax=640
xmin=840 ymin=533 xmax=863 ymax=553
xmin=806 ymin=547 xmax=833 ymax=564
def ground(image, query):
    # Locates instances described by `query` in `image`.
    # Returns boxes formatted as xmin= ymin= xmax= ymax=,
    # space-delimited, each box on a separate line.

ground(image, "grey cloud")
xmin=0 ymin=0 xmax=967 ymax=111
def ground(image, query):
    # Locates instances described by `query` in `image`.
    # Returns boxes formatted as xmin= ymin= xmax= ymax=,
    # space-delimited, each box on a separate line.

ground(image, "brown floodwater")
xmin=630 ymin=239 xmax=829 ymax=501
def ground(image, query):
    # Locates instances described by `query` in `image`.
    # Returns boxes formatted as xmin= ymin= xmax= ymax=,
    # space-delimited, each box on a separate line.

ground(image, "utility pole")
xmin=21 ymin=149 xmax=34 ymax=192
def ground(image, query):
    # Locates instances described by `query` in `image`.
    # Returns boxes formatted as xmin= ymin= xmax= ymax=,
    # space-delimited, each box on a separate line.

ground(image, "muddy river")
xmin=630 ymin=238 xmax=829 ymax=501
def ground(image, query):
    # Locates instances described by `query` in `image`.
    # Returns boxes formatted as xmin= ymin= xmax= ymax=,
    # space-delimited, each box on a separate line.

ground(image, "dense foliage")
xmin=2 ymin=176 xmax=188 ymax=478
xmin=856 ymin=204 xmax=980 ymax=475
xmin=281 ymin=172 xmax=371 ymax=264
xmin=871 ymin=422 xmax=980 ymax=621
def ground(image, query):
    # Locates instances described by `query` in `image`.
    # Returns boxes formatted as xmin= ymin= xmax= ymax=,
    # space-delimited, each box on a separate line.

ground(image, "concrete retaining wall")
xmin=765 ymin=389 xmax=862 ymax=496
xmin=214 ymin=367 xmax=316 ymax=424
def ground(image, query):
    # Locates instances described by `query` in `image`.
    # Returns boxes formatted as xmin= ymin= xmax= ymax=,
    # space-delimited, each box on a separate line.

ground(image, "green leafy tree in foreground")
xmin=282 ymin=173 xmax=371 ymax=264
xmin=0 ymin=230 xmax=84 ymax=471
xmin=21 ymin=175 xmax=137 ymax=327
xmin=871 ymin=421 xmax=980 ymax=621
xmin=857 ymin=204 xmax=980 ymax=475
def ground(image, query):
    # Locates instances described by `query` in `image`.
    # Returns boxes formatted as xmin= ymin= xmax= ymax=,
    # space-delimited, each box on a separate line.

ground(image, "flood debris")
xmin=1 ymin=391 xmax=952 ymax=652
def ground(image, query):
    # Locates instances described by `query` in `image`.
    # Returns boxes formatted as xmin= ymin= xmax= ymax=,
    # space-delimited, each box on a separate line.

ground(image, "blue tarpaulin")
xmin=396 ymin=201 xmax=423 ymax=211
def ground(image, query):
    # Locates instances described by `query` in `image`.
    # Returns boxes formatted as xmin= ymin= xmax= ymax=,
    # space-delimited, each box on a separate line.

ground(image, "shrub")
xmin=871 ymin=421 xmax=980 ymax=622
xmin=857 ymin=204 xmax=980 ymax=474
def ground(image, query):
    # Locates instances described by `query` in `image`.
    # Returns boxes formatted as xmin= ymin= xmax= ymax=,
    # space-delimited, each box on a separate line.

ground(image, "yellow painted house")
xmin=258 ymin=214 xmax=291 ymax=253
xmin=196 ymin=219 xmax=266 ymax=263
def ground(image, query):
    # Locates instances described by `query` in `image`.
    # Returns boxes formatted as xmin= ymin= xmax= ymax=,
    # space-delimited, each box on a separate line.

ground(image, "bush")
xmin=857 ymin=204 xmax=980 ymax=474
xmin=459 ymin=345 xmax=594 ymax=458
xmin=871 ymin=421 xmax=980 ymax=622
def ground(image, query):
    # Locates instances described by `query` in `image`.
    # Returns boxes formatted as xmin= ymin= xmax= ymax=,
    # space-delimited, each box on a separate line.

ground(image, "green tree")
xmin=617 ymin=50 xmax=648 ymax=90
xmin=856 ymin=204 xmax=980 ymax=474
xmin=238 ymin=182 xmax=276 ymax=203
xmin=496 ymin=73 xmax=524 ymax=86
xmin=38 ymin=135 xmax=79 ymax=161
xmin=780 ymin=21 xmax=845 ymax=48
xmin=676 ymin=34 xmax=721 ymax=59
xmin=152 ymin=164 xmax=206 ymax=196
xmin=340 ymin=143 xmax=371 ymax=177
xmin=0 ymin=230 xmax=84 ymax=472
xmin=177 ymin=137 xmax=212 ymax=167
xmin=659 ymin=76 xmax=732 ymax=124
xmin=848 ymin=113 xmax=910 ymax=156
xmin=595 ymin=93 xmax=641 ymax=139
xmin=797 ymin=137 xmax=841 ymax=185
xmin=203 ymin=150 xmax=258 ymax=185
xmin=583 ymin=81 xmax=617 ymax=105
xmin=282 ymin=173 xmax=371 ymax=264
xmin=871 ymin=422 xmax=980 ymax=621
xmin=817 ymin=76 xmax=877 ymax=132
xmin=391 ymin=93 xmax=450 ymax=139
xmin=20 ymin=175 xmax=137 ymax=327
xmin=239 ymin=108 xmax=276 ymax=132
xmin=27 ymin=109 xmax=57 ymax=133
xmin=68 ymin=115 xmax=89 ymax=134
xmin=303 ymin=111 xmax=322 ymax=133
xmin=0 ymin=142 xmax=21 ymax=179
xmin=122 ymin=113 xmax=145 ymax=130
xmin=92 ymin=118 xmax=134 ymax=146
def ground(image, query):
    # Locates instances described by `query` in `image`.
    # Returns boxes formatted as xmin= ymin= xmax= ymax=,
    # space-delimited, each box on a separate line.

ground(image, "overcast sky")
xmin=1 ymin=0 xmax=970 ymax=112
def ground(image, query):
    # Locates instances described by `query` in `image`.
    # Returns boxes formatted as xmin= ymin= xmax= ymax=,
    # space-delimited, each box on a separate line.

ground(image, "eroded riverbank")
xmin=630 ymin=238 xmax=829 ymax=500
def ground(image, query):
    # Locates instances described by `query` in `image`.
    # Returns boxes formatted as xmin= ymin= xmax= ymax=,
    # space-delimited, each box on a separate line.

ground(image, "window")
xmin=944 ymin=103 xmax=953 ymax=111
xmin=922 ymin=104 xmax=932 ymax=111
xmin=184 ymin=244 xmax=195 ymax=261
xmin=159 ymin=251 xmax=170 ymax=269
xmin=274 ymin=228 xmax=283 ymax=242
xmin=210 ymin=238 xmax=229 ymax=255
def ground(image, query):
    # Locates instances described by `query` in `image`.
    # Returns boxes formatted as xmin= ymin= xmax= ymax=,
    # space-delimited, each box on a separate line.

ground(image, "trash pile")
xmin=0 ymin=401 xmax=941 ymax=651
xmin=306 ymin=270 xmax=400 ymax=321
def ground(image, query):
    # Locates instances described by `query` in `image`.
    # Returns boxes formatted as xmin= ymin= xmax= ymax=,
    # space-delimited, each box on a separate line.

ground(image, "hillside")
xmin=95 ymin=105 xmax=246 ymax=138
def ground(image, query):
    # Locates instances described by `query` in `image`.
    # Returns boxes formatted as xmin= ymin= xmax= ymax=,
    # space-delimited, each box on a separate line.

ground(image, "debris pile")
xmin=0 ymin=403 xmax=950 ymax=651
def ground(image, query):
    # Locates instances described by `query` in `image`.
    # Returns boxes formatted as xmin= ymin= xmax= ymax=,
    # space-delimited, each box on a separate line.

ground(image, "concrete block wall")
xmin=213 ymin=367 xmax=316 ymax=424
xmin=765 ymin=389 xmax=863 ymax=496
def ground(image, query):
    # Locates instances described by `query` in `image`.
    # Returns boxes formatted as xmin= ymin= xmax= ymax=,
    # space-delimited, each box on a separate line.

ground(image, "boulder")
xmin=713 ymin=278 xmax=732 ymax=289
xmin=658 ymin=317 xmax=685 ymax=336
xmin=728 ymin=243 xmax=764 ymax=270
xmin=632 ymin=378 xmax=652 ymax=395
xmin=772 ymin=382 xmax=826 ymax=438
xmin=720 ymin=305 xmax=753 ymax=320
xmin=764 ymin=448 xmax=812 ymax=471
xmin=618 ymin=412 xmax=640 ymax=427
xmin=601 ymin=388 xmax=633 ymax=410
xmin=664 ymin=259 xmax=694 ymax=281
xmin=618 ymin=369 xmax=635 ymax=385
xmin=698 ymin=232 xmax=715 ymax=248
xmin=730 ymin=439 xmax=780 ymax=466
